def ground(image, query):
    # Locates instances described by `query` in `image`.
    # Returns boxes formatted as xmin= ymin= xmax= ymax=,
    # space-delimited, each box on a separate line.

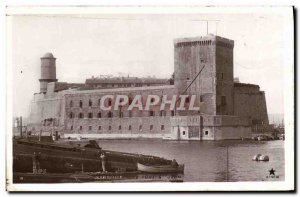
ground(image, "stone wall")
xmin=65 ymin=116 xmax=171 ymax=135
xmin=233 ymin=85 xmax=269 ymax=130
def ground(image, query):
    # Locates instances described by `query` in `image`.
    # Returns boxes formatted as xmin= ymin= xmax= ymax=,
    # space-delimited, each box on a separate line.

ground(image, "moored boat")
xmin=137 ymin=163 xmax=184 ymax=173
xmin=13 ymin=138 xmax=173 ymax=174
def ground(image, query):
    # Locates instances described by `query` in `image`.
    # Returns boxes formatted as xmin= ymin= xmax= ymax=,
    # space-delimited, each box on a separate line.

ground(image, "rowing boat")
xmin=137 ymin=163 xmax=184 ymax=173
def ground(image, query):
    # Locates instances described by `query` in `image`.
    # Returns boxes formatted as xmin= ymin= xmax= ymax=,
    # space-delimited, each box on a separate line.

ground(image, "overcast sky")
xmin=10 ymin=11 xmax=291 ymax=117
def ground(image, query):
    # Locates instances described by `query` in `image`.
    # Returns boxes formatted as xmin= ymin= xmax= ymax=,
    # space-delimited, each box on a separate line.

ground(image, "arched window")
xmin=79 ymin=100 xmax=83 ymax=108
xmin=79 ymin=113 xmax=84 ymax=119
xmin=69 ymin=112 xmax=74 ymax=119
xmin=98 ymin=99 xmax=101 ymax=106
xmin=119 ymin=125 xmax=121 ymax=130
xmin=97 ymin=112 xmax=101 ymax=118
xmin=108 ymin=111 xmax=113 ymax=118
xmin=70 ymin=100 xmax=73 ymax=107
xmin=88 ymin=112 xmax=93 ymax=119
xmin=89 ymin=99 xmax=92 ymax=107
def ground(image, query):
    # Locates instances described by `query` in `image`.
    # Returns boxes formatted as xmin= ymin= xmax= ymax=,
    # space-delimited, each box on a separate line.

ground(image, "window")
xmin=182 ymin=131 xmax=186 ymax=135
xmin=186 ymin=96 xmax=190 ymax=103
xmin=70 ymin=100 xmax=73 ymax=107
xmin=108 ymin=98 xmax=112 ymax=106
xmin=69 ymin=112 xmax=74 ymax=119
xmin=161 ymin=125 xmax=165 ymax=130
xmin=119 ymin=111 xmax=123 ymax=118
xmin=97 ymin=112 xmax=101 ymax=118
xmin=79 ymin=126 xmax=82 ymax=130
xmin=149 ymin=111 xmax=154 ymax=117
xmin=150 ymin=125 xmax=153 ymax=131
xmin=88 ymin=112 xmax=93 ymax=119
xmin=98 ymin=99 xmax=101 ymax=106
xmin=139 ymin=125 xmax=142 ymax=131
xmin=221 ymin=96 xmax=226 ymax=105
xmin=98 ymin=126 xmax=101 ymax=130
xmin=221 ymin=73 xmax=224 ymax=80
xmin=205 ymin=131 xmax=209 ymax=135
xmin=79 ymin=113 xmax=84 ymax=119
xmin=200 ymin=95 xmax=203 ymax=102
xmin=79 ymin=100 xmax=83 ymax=108
xmin=119 ymin=125 xmax=122 ymax=130
xmin=89 ymin=99 xmax=92 ymax=107
xmin=89 ymin=126 xmax=92 ymax=131
xmin=108 ymin=111 xmax=113 ymax=118
xmin=108 ymin=126 xmax=111 ymax=130
xmin=70 ymin=125 xmax=73 ymax=130
xmin=171 ymin=111 xmax=175 ymax=116
xmin=160 ymin=110 xmax=166 ymax=116
xmin=129 ymin=97 xmax=133 ymax=105
xmin=129 ymin=125 xmax=132 ymax=130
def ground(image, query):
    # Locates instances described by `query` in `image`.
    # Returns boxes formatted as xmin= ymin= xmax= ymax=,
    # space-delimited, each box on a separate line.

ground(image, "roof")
xmin=174 ymin=34 xmax=234 ymax=45
xmin=63 ymin=85 xmax=175 ymax=95
xmin=42 ymin=52 xmax=55 ymax=58
xmin=85 ymin=77 xmax=169 ymax=84
xmin=234 ymin=83 xmax=259 ymax=88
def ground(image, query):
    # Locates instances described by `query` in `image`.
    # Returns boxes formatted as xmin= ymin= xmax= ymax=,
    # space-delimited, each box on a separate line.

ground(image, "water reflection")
xmin=76 ymin=139 xmax=284 ymax=182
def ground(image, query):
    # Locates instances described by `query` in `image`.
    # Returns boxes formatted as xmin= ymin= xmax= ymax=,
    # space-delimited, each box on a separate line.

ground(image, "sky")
xmin=9 ymin=11 xmax=291 ymax=117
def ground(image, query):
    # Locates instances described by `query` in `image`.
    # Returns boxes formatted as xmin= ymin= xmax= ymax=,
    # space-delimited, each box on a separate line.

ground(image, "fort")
xmin=27 ymin=34 xmax=270 ymax=140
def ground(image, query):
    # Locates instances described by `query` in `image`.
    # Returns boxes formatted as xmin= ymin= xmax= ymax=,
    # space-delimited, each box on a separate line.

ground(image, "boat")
xmin=137 ymin=163 xmax=184 ymax=173
xmin=13 ymin=138 xmax=172 ymax=174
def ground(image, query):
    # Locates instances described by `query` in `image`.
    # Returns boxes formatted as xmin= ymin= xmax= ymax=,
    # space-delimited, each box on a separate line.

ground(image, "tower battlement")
xmin=174 ymin=34 xmax=234 ymax=48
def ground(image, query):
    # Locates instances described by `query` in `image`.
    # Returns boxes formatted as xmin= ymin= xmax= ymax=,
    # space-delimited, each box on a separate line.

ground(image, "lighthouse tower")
xmin=39 ymin=52 xmax=58 ymax=93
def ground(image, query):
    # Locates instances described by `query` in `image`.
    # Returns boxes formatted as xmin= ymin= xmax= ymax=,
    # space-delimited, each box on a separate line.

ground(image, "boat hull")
xmin=13 ymin=139 xmax=172 ymax=173
xmin=137 ymin=163 xmax=184 ymax=173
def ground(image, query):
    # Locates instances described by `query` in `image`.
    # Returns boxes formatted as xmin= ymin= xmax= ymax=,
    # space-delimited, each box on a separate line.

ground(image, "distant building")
xmin=27 ymin=34 xmax=270 ymax=140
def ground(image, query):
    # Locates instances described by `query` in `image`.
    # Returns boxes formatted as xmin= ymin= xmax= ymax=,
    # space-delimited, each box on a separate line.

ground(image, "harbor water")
xmin=87 ymin=139 xmax=285 ymax=182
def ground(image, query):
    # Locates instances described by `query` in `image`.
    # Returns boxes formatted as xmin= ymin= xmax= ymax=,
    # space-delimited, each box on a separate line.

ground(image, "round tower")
xmin=39 ymin=52 xmax=58 ymax=93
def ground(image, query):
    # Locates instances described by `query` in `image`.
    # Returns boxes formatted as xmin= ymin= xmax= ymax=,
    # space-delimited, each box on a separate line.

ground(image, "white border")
xmin=5 ymin=6 xmax=294 ymax=192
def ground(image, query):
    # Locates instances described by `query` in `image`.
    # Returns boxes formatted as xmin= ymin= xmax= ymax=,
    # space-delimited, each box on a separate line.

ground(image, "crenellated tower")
xmin=174 ymin=34 xmax=234 ymax=115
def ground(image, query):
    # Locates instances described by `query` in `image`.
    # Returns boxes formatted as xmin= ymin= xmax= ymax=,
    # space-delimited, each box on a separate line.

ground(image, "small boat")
xmin=137 ymin=163 xmax=184 ymax=173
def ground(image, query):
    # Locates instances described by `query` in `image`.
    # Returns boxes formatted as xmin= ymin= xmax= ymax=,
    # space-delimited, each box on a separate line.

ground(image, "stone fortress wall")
xmin=27 ymin=34 xmax=270 ymax=140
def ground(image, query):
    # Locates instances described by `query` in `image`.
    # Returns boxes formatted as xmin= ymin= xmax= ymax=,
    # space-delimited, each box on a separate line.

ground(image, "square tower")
xmin=174 ymin=34 xmax=234 ymax=115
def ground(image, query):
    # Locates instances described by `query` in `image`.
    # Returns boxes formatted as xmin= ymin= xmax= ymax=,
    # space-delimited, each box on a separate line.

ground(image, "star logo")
xmin=269 ymin=168 xmax=276 ymax=175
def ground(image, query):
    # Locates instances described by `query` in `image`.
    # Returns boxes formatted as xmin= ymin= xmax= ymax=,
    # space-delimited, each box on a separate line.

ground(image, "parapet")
xmin=174 ymin=34 xmax=234 ymax=48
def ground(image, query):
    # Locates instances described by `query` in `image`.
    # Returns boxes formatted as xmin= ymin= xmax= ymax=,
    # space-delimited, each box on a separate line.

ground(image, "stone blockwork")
xmin=27 ymin=34 xmax=270 ymax=140
xmin=233 ymin=83 xmax=269 ymax=132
